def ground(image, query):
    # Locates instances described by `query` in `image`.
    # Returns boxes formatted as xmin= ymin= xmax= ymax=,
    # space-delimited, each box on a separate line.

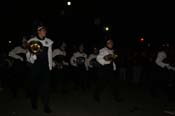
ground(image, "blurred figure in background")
xmin=70 ymin=44 xmax=88 ymax=92
xmin=52 ymin=41 xmax=69 ymax=94
xmin=8 ymin=37 xmax=28 ymax=98
xmin=87 ymin=47 xmax=100 ymax=90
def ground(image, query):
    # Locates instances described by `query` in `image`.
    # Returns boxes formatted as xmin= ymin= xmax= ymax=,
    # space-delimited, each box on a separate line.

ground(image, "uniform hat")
xmin=60 ymin=42 xmax=67 ymax=49
xmin=106 ymin=39 xmax=113 ymax=44
xmin=79 ymin=44 xmax=84 ymax=49
xmin=37 ymin=25 xmax=46 ymax=31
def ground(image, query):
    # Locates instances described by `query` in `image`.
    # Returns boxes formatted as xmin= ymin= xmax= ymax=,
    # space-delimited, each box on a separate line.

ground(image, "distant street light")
xmin=105 ymin=26 xmax=109 ymax=31
xmin=8 ymin=41 xmax=12 ymax=44
xmin=67 ymin=1 xmax=71 ymax=6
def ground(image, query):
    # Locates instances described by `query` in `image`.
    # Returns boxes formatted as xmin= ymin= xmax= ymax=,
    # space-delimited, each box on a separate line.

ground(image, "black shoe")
xmin=44 ymin=107 xmax=52 ymax=114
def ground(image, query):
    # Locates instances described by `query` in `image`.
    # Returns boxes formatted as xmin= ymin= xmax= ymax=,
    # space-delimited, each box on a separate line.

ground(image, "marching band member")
xmin=52 ymin=42 xmax=69 ymax=69
xmin=26 ymin=25 xmax=53 ymax=113
xmin=70 ymin=44 xmax=88 ymax=71
xmin=8 ymin=37 xmax=28 ymax=98
xmin=150 ymin=49 xmax=175 ymax=98
xmin=87 ymin=47 xmax=99 ymax=69
xmin=94 ymin=39 xmax=121 ymax=103
xmin=87 ymin=47 xmax=100 ymax=90
xmin=52 ymin=42 xmax=69 ymax=93
xmin=70 ymin=44 xmax=88 ymax=91
xmin=9 ymin=37 xmax=27 ymax=62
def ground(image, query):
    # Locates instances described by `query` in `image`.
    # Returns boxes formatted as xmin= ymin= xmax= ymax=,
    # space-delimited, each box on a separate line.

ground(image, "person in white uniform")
xmin=8 ymin=37 xmax=28 ymax=98
xmin=87 ymin=47 xmax=99 ymax=70
xmin=93 ymin=39 xmax=121 ymax=103
xmin=53 ymin=42 xmax=69 ymax=69
xmin=87 ymin=47 xmax=100 ymax=90
xmin=52 ymin=42 xmax=69 ymax=93
xmin=150 ymin=49 xmax=175 ymax=97
xmin=26 ymin=25 xmax=53 ymax=113
xmin=70 ymin=44 xmax=88 ymax=91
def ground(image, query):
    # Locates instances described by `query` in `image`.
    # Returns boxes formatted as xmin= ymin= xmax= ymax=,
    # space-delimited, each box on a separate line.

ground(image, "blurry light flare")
xmin=8 ymin=41 xmax=12 ymax=44
xmin=67 ymin=1 xmax=71 ymax=6
xmin=105 ymin=27 xmax=109 ymax=31
xmin=140 ymin=37 xmax=144 ymax=42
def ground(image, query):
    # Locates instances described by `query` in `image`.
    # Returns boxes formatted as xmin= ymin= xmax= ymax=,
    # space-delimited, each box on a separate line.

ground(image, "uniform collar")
xmin=36 ymin=35 xmax=46 ymax=41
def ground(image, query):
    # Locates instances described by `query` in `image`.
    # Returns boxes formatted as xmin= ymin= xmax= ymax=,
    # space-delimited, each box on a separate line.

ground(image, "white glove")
xmin=29 ymin=54 xmax=37 ymax=64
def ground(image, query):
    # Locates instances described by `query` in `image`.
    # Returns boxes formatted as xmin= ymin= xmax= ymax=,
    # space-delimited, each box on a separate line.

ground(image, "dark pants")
xmin=73 ymin=66 xmax=87 ymax=92
xmin=149 ymin=65 xmax=170 ymax=97
xmin=93 ymin=64 xmax=119 ymax=101
xmin=29 ymin=65 xmax=50 ymax=108
xmin=10 ymin=60 xmax=28 ymax=98
xmin=51 ymin=67 xmax=68 ymax=93
xmin=88 ymin=68 xmax=98 ymax=90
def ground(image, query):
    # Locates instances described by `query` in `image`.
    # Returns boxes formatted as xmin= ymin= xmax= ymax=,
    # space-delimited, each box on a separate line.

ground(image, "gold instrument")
xmin=53 ymin=55 xmax=65 ymax=70
xmin=28 ymin=40 xmax=43 ymax=54
xmin=104 ymin=54 xmax=118 ymax=61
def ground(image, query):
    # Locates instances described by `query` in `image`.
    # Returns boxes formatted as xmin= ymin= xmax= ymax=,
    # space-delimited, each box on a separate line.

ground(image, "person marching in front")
xmin=93 ymin=38 xmax=121 ymax=103
xmin=26 ymin=25 xmax=53 ymax=113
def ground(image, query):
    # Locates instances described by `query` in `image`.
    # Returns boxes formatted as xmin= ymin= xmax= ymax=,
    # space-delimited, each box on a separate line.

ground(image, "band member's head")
xmin=106 ymin=39 xmax=113 ymax=49
xmin=158 ymin=51 xmax=167 ymax=61
xmin=93 ymin=47 xmax=98 ymax=54
xmin=79 ymin=44 xmax=84 ymax=53
xmin=37 ymin=26 xmax=47 ymax=39
xmin=60 ymin=42 xmax=67 ymax=51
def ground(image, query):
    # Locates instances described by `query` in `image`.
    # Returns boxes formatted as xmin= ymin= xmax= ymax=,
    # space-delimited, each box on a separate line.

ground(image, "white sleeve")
xmin=70 ymin=54 xmax=77 ymax=67
xmin=26 ymin=50 xmax=37 ymax=64
xmin=48 ymin=45 xmax=53 ymax=70
xmin=9 ymin=47 xmax=22 ymax=60
xmin=87 ymin=55 xmax=93 ymax=68
xmin=96 ymin=50 xmax=110 ymax=65
xmin=52 ymin=49 xmax=59 ymax=58
xmin=155 ymin=59 xmax=169 ymax=68
xmin=84 ymin=54 xmax=89 ymax=71
xmin=113 ymin=62 xmax=116 ymax=71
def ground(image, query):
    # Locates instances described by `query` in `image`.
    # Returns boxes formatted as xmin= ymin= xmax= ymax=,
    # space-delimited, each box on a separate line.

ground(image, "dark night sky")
xmin=1 ymin=1 xmax=175 ymax=49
